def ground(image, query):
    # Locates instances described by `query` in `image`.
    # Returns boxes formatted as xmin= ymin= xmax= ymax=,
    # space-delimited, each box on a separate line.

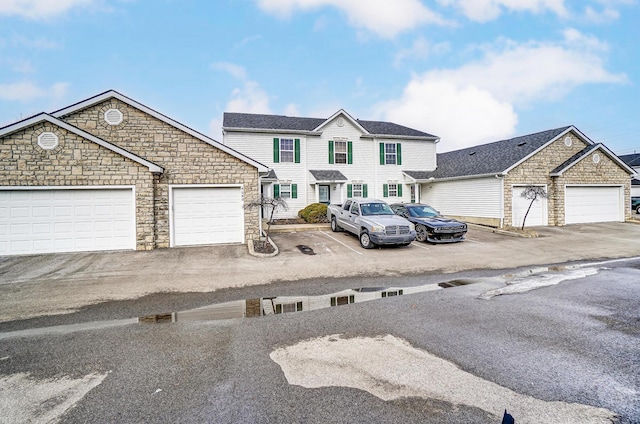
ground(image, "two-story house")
xmin=222 ymin=110 xmax=439 ymax=219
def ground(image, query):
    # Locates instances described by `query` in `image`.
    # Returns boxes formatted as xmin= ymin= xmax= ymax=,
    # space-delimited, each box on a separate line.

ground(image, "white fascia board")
xmin=550 ymin=144 xmax=637 ymax=177
xmin=53 ymin=90 xmax=269 ymax=172
xmin=312 ymin=109 xmax=368 ymax=134
xmin=223 ymin=127 xmax=322 ymax=137
xmin=0 ymin=113 xmax=163 ymax=173
xmin=503 ymin=126 xmax=591 ymax=174
xmin=429 ymin=173 xmax=504 ymax=183
xmin=361 ymin=134 xmax=439 ymax=142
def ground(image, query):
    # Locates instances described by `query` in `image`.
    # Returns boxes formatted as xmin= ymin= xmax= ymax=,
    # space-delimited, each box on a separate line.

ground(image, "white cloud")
xmin=377 ymin=78 xmax=518 ymax=151
xmin=255 ymin=0 xmax=450 ymax=38
xmin=0 ymin=81 xmax=69 ymax=101
xmin=0 ymin=0 xmax=97 ymax=19
xmin=225 ymin=81 xmax=272 ymax=114
xmin=583 ymin=5 xmax=620 ymax=23
xmin=210 ymin=62 xmax=248 ymax=80
xmin=283 ymin=103 xmax=301 ymax=116
xmin=376 ymin=30 xmax=626 ymax=151
xmin=394 ymin=37 xmax=450 ymax=67
xmin=439 ymin=0 xmax=568 ymax=22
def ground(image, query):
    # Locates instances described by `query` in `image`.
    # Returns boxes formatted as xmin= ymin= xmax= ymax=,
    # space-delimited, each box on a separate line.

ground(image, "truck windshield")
xmin=360 ymin=203 xmax=394 ymax=216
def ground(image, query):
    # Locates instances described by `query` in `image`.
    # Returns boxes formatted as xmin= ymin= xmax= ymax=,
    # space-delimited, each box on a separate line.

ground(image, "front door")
xmin=319 ymin=185 xmax=330 ymax=204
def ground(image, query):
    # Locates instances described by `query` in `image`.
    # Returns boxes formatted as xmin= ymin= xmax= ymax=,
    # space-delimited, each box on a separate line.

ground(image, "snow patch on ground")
xmin=271 ymin=334 xmax=617 ymax=423
xmin=479 ymin=267 xmax=600 ymax=299
xmin=0 ymin=372 xmax=107 ymax=423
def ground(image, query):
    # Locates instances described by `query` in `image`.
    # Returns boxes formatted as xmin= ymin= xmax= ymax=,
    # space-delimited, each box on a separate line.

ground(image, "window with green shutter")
xmin=274 ymin=184 xmax=280 ymax=198
xmin=273 ymin=138 xmax=280 ymax=163
xmin=329 ymin=140 xmax=334 ymax=164
xmin=383 ymin=184 xmax=389 ymax=197
xmin=294 ymin=139 xmax=300 ymax=163
xmin=347 ymin=141 xmax=353 ymax=164
xmin=362 ymin=183 xmax=368 ymax=197
xmin=347 ymin=184 xmax=352 ymax=198
xmin=380 ymin=142 xmax=402 ymax=165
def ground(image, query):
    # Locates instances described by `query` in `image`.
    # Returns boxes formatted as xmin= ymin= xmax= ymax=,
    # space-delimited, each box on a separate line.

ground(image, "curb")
xmin=247 ymin=235 xmax=279 ymax=258
xmin=467 ymin=223 xmax=537 ymax=238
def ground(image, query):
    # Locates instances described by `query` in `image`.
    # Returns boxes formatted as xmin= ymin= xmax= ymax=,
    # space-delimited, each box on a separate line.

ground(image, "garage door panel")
xmin=565 ymin=186 xmax=622 ymax=224
xmin=172 ymin=187 xmax=244 ymax=246
xmin=0 ymin=189 xmax=135 ymax=255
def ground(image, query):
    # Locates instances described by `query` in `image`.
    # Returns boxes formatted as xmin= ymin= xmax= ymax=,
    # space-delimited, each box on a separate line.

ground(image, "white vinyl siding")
xmin=171 ymin=186 xmax=244 ymax=246
xmin=565 ymin=186 xmax=624 ymax=224
xmin=422 ymin=177 xmax=503 ymax=219
xmin=0 ymin=188 xmax=135 ymax=255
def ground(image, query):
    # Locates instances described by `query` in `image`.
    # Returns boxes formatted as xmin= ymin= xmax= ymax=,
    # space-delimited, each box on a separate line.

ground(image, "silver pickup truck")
xmin=327 ymin=198 xmax=416 ymax=248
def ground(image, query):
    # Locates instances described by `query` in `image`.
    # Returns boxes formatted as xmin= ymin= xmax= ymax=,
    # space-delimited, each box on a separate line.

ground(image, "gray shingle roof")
xmin=309 ymin=170 xmax=348 ymax=181
xmin=619 ymin=153 xmax=640 ymax=167
xmin=223 ymin=112 xmax=436 ymax=138
xmin=261 ymin=169 xmax=278 ymax=180
xmin=425 ymin=126 xmax=573 ymax=179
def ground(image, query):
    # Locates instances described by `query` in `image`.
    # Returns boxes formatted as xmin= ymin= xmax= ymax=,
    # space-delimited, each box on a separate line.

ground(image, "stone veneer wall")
xmin=0 ymin=122 xmax=156 ymax=250
xmin=61 ymin=99 xmax=261 ymax=246
xmin=503 ymin=131 xmax=631 ymax=227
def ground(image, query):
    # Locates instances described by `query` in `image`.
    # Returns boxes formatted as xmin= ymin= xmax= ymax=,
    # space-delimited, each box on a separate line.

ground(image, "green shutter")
xmin=274 ymin=184 xmax=280 ymax=198
xmin=291 ymin=184 xmax=297 ymax=199
xmin=397 ymin=184 xmax=403 ymax=197
xmin=362 ymin=184 xmax=368 ymax=198
xmin=379 ymin=143 xmax=385 ymax=165
xmin=347 ymin=184 xmax=353 ymax=198
xmin=294 ymin=139 xmax=300 ymax=163
xmin=347 ymin=141 xmax=353 ymax=164
xmin=273 ymin=138 xmax=280 ymax=163
xmin=383 ymin=184 xmax=389 ymax=197
xmin=328 ymin=140 xmax=334 ymax=164
xmin=396 ymin=143 xmax=402 ymax=165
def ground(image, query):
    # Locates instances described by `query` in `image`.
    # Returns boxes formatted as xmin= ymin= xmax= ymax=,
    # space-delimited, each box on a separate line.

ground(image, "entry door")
xmin=319 ymin=185 xmax=330 ymax=204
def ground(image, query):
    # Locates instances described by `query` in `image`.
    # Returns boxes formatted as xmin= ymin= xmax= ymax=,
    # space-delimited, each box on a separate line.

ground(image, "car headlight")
xmin=370 ymin=225 xmax=385 ymax=233
xmin=409 ymin=223 xmax=415 ymax=231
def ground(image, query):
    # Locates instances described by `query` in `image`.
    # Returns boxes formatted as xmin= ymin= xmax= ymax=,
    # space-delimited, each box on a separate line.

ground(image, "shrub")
xmin=298 ymin=203 xmax=329 ymax=223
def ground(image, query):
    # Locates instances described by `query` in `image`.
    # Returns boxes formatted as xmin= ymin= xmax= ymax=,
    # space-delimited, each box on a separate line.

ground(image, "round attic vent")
xmin=104 ymin=108 xmax=124 ymax=125
xmin=593 ymin=153 xmax=601 ymax=164
xmin=336 ymin=117 xmax=344 ymax=127
xmin=37 ymin=132 xmax=59 ymax=150
xmin=564 ymin=136 xmax=572 ymax=147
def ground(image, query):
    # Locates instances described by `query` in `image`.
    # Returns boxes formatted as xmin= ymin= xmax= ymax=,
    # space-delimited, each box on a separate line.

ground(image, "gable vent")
xmin=104 ymin=108 xmax=124 ymax=125
xmin=37 ymin=132 xmax=59 ymax=150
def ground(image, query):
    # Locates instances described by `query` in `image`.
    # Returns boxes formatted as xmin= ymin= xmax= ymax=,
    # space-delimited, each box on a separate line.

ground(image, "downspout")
xmin=496 ymin=173 xmax=505 ymax=228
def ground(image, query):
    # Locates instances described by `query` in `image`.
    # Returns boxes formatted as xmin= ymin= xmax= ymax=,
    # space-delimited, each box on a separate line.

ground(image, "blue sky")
xmin=1 ymin=0 xmax=638 ymax=154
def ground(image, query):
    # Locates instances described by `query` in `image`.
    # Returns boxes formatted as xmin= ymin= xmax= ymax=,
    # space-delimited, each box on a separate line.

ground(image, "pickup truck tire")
xmin=330 ymin=216 xmax=341 ymax=232
xmin=415 ymin=224 xmax=428 ymax=242
xmin=359 ymin=230 xmax=375 ymax=249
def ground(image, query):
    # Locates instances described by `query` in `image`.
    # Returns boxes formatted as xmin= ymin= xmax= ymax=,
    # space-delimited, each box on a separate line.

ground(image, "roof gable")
xmin=0 ymin=113 xmax=163 ymax=173
xmin=52 ymin=90 xmax=268 ymax=172
xmin=223 ymin=111 xmax=437 ymax=139
xmin=550 ymin=143 xmax=636 ymax=176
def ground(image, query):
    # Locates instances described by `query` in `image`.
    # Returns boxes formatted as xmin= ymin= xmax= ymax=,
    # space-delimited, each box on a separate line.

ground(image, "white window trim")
xmin=334 ymin=140 xmax=347 ymax=164
xmin=385 ymin=143 xmax=397 ymax=165
xmin=280 ymin=138 xmax=294 ymax=163
xmin=352 ymin=183 xmax=363 ymax=197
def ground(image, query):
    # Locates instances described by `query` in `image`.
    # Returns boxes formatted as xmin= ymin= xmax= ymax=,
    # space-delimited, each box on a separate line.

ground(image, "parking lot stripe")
xmin=320 ymin=231 xmax=363 ymax=255
xmin=411 ymin=243 xmax=430 ymax=250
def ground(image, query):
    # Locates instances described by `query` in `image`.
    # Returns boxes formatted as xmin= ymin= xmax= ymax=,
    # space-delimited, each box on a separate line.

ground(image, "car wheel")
xmin=359 ymin=231 xmax=375 ymax=249
xmin=331 ymin=216 xmax=340 ymax=232
xmin=415 ymin=224 xmax=428 ymax=242
xmin=636 ymin=205 xmax=640 ymax=214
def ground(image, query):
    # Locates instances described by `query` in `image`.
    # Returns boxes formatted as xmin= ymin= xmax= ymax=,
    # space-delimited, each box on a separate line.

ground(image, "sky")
xmin=1 ymin=0 xmax=639 ymax=154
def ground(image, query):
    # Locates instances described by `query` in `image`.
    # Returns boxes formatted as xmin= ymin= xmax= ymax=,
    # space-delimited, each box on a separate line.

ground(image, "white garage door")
xmin=172 ymin=187 xmax=244 ymax=246
xmin=0 ymin=188 xmax=135 ymax=255
xmin=565 ymin=186 xmax=623 ymax=224
xmin=512 ymin=186 xmax=548 ymax=227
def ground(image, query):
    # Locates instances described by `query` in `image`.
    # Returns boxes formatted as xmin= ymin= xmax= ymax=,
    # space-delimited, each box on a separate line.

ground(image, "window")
xmin=328 ymin=140 xmax=352 ymax=164
xmin=335 ymin=141 xmax=347 ymax=164
xmin=383 ymin=183 xmax=403 ymax=198
xmin=347 ymin=183 xmax=368 ymax=198
xmin=280 ymin=138 xmax=294 ymax=162
xmin=331 ymin=295 xmax=355 ymax=306
xmin=273 ymin=138 xmax=300 ymax=163
xmin=273 ymin=183 xmax=297 ymax=199
xmin=379 ymin=143 xmax=402 ymax=165
xmin=275 ymin=301 xmax=303 ymax=314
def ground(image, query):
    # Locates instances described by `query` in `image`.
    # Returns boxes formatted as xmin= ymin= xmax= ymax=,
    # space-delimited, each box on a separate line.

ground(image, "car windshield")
xmin=407 ymin=205 xmax=439 ymax=218
xmin=360 ymin=202 xmax=394 ymax=216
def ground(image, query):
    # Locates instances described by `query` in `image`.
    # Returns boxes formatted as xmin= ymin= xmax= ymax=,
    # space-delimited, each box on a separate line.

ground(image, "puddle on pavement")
xmin=138 ymin=282 xmax=454 ymax=323
xmin=296 ymin=245 xmax=315 ymax=255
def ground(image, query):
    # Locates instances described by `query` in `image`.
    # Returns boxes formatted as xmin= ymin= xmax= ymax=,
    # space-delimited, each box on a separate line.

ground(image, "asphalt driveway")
xmin=0 ymin=222 xmax=639 ymax=322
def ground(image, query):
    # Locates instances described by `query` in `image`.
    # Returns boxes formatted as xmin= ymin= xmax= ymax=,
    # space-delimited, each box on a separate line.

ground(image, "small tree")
xmin=245 ymin=195 xmax=288 ymax=248
xmin=520 ymin=185 xmax=548 ymax=230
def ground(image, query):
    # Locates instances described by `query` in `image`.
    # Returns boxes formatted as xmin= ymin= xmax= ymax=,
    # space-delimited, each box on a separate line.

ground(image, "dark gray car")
xmin=390 ymin=203 xmax=467 ymax=243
